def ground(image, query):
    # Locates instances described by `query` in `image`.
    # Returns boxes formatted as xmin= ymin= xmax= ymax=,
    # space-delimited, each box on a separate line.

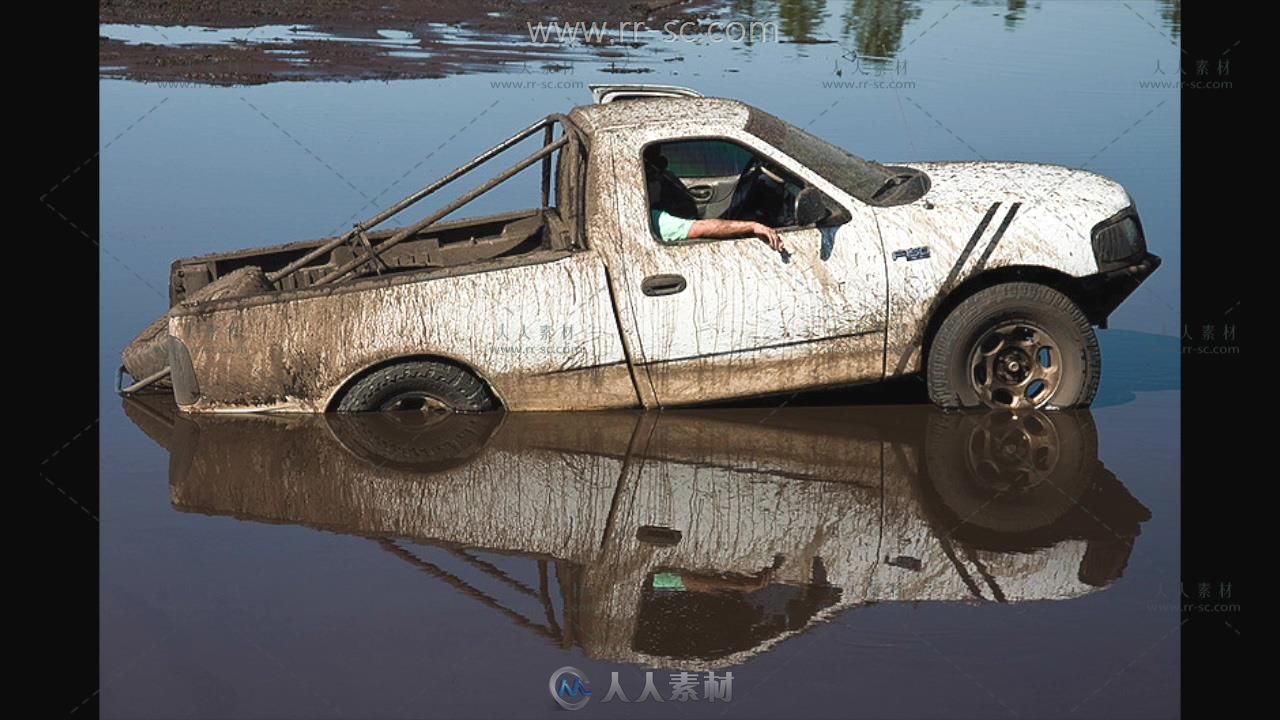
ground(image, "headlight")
xmin=1091 ymin=207 xmax=1146 ymax=269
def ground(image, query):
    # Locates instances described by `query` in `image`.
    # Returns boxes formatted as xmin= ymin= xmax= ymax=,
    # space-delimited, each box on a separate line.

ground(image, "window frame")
xmin=639 ymin=133 xmax=848 ymax=247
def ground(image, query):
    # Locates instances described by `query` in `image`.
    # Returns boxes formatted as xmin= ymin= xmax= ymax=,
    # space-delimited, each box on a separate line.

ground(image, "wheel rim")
xmin=964 ymin=411 xmax=1061 ymax=495
xmin=377 ymin=391 xmax=453 ymax=422
xmin=967 ymin=321 xmax=1063 ymax=410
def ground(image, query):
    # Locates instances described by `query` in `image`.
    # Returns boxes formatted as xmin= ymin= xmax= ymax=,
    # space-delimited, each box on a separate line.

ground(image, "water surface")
xmin=100 ymin=2 xmax=1181 ymax=717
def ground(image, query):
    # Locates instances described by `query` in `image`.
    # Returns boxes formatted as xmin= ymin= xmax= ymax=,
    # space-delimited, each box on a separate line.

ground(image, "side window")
xmin=660 ymin=140 xmax=754 ymax=179
xmin=644 ymin=138 xmax=807 ymax=245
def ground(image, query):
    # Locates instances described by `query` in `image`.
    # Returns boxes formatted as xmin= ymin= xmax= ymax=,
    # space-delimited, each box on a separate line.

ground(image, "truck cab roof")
xmin=568 ymin=95 xmax=751 ymax=136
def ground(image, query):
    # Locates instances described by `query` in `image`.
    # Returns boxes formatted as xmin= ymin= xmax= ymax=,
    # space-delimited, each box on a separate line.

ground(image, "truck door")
xmin=603 ymin=130 xmax=888 ymax=406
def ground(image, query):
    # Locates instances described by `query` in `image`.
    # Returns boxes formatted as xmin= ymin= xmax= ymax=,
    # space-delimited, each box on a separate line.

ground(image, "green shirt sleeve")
xmin=650 ymin=209 xmax=694 ymax=244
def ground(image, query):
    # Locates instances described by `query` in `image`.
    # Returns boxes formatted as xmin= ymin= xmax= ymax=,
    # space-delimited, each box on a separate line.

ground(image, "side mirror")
xmin=795 ymin=187 xmax=846 ymax=227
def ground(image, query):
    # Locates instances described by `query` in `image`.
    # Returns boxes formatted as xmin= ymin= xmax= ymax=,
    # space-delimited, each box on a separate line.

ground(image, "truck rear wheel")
xmin=927 ymin=282 xmax=1099 ymax=410
xmin=326 ymin=411 xmax=502 ymax=472
xmin=335 ymin=360 xmax=498 ymax=414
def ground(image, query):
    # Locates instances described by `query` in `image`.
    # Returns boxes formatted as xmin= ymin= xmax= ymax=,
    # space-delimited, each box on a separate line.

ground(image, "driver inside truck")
xmin=645 ymin=145 xmax=786 ymax=253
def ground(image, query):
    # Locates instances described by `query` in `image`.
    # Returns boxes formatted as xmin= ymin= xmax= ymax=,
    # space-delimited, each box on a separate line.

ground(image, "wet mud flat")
xmin=100 ymin=0 xmax=724 ymax=85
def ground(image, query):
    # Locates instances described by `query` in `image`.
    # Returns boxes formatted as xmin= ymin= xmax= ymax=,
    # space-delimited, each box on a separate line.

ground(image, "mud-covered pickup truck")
xmin=120 ymin=85 xmax=1160 ymax=414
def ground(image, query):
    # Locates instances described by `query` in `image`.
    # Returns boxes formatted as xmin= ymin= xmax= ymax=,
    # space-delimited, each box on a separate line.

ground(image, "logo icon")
xmin=549 ymin=666 xmax=592 ymax=711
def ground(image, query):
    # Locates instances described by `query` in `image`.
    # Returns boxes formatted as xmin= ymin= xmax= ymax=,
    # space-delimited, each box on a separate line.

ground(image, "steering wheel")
xmin=724 ymin=158 xmax=788 ymax=222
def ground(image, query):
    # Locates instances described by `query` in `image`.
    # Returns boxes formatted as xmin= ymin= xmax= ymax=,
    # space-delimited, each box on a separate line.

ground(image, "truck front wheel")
xmin=927 ymin=282 xmax=1100 ymax=410
xmin=335 ymin=360 xmax=498 ymax=414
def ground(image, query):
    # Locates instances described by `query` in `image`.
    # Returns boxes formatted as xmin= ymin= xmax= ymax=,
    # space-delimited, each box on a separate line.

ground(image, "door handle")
xmin=687 ymin=185 xmax=713 ymax=201
xmin=641 ymin=273 xmax=687 ymax=297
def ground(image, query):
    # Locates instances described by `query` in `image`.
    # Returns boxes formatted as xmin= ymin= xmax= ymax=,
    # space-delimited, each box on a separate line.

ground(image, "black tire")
xmin=326 ymin=411 xmax=502 ymax=472
xmin=922 ymin=409 xmax=1097 ymax=537
xmin=335 ymin=360 xmax=497 ymax=413
xmin=927 ymin=282 xmax=1099 ymax=410
xmin=121 ymin=314 xmax=173 ymax=388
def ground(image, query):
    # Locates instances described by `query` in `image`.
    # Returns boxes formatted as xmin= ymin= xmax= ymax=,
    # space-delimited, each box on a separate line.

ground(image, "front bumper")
xmin=1077 ymin=252 xmax=1162 ymax=327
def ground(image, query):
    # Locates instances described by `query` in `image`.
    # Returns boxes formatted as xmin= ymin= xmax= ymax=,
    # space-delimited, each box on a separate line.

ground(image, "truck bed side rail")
xmin=265 ymin=114 xmax=584 ymax=288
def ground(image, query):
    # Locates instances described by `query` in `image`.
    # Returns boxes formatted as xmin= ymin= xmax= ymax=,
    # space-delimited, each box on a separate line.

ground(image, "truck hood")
xmin=899 ymin=161 xmax=1133 ymax=220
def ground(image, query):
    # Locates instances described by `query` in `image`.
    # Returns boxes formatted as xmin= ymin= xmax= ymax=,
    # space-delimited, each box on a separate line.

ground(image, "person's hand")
xmin=752 ymin=223 xmax=786 ymax=253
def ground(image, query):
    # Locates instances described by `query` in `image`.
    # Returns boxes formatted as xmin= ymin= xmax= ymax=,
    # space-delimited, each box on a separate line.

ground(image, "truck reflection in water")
xmin=125 ymin=399 xmax=1150 ymax=670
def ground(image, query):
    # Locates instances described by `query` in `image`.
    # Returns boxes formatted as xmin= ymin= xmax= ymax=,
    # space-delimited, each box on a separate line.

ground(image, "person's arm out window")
xmin=651 ymin=209 xmax=695 ymax=244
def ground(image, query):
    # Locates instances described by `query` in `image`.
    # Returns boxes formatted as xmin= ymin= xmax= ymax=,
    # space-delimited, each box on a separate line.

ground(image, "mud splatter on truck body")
xmin=120 ymin=88 xmax=1159 ymax=413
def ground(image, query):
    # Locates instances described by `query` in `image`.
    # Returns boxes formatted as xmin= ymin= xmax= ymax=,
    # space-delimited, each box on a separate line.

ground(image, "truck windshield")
xmin=745 ymin=108 xmax=901 ymax=205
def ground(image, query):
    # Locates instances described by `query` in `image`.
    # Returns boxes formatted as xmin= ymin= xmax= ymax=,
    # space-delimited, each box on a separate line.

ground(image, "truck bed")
xmin=166 ymin=208 xmax=562 ymax=306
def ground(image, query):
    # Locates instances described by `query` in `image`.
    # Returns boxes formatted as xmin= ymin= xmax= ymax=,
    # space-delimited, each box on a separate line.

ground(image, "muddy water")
xmin=100 ymin=1 xmax=1180 ymax=717
xmin=104 ymin=397 xmax=1178 ymax=718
